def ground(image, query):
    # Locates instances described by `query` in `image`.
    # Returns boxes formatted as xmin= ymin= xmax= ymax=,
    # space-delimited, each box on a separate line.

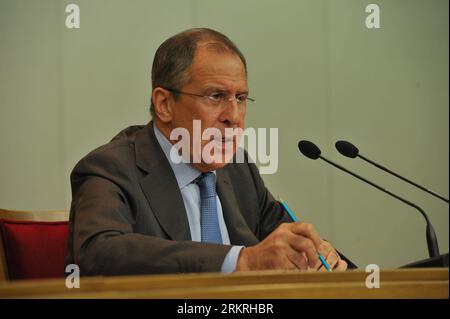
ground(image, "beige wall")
xmin=0 ymin=0 xmax=448 ymax=268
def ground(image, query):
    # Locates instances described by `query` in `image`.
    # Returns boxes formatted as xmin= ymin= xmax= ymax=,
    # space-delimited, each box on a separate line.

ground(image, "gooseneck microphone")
xmin=335 ymin=140 xmax=449 ymax=204
xmin=298 ymin=140 xmax=440 ymax=258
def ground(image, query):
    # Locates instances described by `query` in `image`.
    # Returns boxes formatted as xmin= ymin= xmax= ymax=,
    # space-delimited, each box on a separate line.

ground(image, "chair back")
xmin=0 ymin=209 xmax=69 ymax=281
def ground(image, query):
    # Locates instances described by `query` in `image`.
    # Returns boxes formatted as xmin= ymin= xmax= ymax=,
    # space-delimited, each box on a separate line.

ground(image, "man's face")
xmin=166 ymin=46 xmax=248 ymax=172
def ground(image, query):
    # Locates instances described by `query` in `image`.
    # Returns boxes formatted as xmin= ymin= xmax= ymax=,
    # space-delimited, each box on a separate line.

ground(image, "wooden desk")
xmin=0 ymin=268 xmax=447 ymax=299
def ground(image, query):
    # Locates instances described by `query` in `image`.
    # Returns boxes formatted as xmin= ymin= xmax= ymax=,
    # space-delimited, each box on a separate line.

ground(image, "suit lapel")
xmin=216 ymin=169 xmax=259 ymax=246
xmin=135 ymin=122 xmax=191 ymax=241
xmin=134 ymin=122 xmax=258 ymax=245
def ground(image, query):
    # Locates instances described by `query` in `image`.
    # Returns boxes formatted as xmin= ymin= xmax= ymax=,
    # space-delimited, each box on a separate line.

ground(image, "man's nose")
xmin=220 ymin=99 xmax=241 ymax=126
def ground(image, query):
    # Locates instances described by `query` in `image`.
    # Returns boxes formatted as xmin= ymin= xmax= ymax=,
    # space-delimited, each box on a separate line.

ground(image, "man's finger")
xmin=290 ymin=222 xmax=322 ymax=249
xmin=318 ymin=240 xmax=333 ymax=258
xmin=286 ymin=233 xmax=319 ymax=268
xmin=325 ymin=251 xmax=340 ymax=270
xmin=334 ymin=259 xmax=348 ymax=272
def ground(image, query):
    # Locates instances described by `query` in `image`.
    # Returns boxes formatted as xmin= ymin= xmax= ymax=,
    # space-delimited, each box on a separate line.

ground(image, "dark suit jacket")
xmin=65 ymin=121 xmax=292 ymax=276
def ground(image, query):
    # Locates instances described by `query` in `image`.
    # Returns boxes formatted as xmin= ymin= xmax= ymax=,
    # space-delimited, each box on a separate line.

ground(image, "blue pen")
xmin=277 ymin=196 xmax=333 ymax=272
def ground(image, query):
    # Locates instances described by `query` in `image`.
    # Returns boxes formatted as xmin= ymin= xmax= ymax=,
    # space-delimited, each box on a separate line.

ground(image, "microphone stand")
xmin=319 ymin=155 xmax=440 ymax=258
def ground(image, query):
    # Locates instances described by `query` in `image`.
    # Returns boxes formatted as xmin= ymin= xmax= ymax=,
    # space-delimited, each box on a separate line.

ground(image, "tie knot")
xmin=195 ymin=172 xmax=216 ymax=198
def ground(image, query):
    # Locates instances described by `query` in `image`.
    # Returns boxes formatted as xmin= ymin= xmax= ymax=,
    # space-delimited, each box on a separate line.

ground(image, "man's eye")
xmin=236 ymin=94 xmax=248 ymax=103
xmin=209 ymin=93 xmax=224 ymax=101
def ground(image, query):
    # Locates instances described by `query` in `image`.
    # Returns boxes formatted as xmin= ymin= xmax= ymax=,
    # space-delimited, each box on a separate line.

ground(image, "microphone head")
xmin=298 ymin=140 xmax=321 ymax=160
xmin=335 ymin=140 xmax=359 ymax=158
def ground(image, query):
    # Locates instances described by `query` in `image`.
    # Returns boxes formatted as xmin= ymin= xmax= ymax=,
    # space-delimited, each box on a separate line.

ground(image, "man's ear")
xmin=152 ymin=88 xmax=174 ymax=123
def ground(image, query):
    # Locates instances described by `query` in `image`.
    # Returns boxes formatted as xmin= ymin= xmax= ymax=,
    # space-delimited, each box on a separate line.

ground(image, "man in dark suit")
xmin=65 ymin=28 xmax=348 ymax=276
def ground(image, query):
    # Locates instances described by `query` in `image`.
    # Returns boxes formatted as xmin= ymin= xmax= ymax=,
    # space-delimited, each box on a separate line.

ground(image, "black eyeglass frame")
xmin=164 ymin=88 xmax=256 ymax=105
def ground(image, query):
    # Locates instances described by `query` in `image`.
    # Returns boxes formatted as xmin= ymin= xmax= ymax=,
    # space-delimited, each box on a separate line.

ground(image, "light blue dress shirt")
xmin=153 ymin=125 xmax=244 ymax=272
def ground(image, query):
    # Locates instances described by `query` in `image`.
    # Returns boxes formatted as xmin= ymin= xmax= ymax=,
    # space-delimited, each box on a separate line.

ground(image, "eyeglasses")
xmin=164 ymin=88 xmax=256 ymax=106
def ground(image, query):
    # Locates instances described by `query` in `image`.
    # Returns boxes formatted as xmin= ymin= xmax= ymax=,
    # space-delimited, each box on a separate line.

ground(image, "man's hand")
xmin=236 ymin=222 xmax=323 ymax=271
xmin=235 ymin=222 xmax=347 ymax=272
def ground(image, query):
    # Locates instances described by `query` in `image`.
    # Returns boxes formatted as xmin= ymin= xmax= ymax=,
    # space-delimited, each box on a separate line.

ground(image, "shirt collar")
xmin=153 ymin=124 xmax=202 ymax=189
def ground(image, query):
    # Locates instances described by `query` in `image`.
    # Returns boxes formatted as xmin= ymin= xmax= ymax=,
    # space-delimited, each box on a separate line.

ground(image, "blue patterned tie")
xmin=196 ymin=172 xmax=223 ymax=244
